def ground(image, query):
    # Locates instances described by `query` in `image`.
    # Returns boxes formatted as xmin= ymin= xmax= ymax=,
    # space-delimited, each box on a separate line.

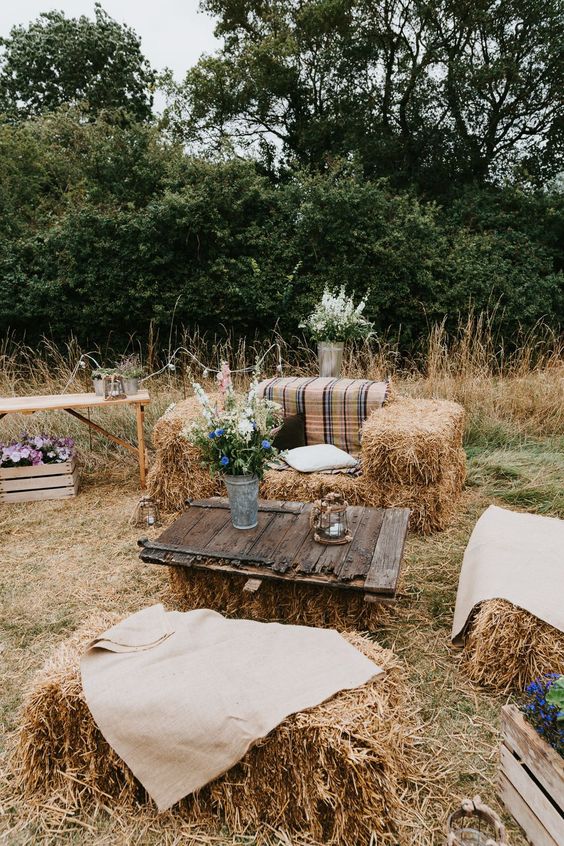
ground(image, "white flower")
xmin=238 ymin=419 xmax=254 ymax=439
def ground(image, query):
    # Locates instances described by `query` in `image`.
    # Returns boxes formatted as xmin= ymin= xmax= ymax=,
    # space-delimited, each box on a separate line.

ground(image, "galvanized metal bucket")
xmin=92 ymin=379 xmax=105 ymax=396
xmin=318 ymin=341 xmax=344 ymax=377
xmin=224 ymin=474 xmax=259 ymax=529
xmin=123 ymin=377 xmax=139 ymax=395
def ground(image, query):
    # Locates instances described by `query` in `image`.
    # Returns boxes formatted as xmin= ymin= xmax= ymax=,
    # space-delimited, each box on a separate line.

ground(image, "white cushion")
xmin=283 ymin=444 xmax=358 ymax=473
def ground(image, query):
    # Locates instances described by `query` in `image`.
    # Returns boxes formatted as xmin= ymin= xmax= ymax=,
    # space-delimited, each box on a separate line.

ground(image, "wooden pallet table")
xmin=0 ymin=391 xmax=150 ymax=488
xmin=140 ymin=497 xmax=410 ymax=604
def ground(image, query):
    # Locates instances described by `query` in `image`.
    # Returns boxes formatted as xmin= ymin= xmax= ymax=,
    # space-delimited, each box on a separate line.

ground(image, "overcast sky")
xmin=0 ymin=1 xmax=220 ymax=83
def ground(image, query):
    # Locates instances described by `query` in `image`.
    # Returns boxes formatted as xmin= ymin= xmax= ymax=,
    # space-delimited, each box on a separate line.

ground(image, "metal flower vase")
xmin=224 ymin=474 xmax=259 ymax=529
xmin=318 ymin=341 xmax=344 ymax=377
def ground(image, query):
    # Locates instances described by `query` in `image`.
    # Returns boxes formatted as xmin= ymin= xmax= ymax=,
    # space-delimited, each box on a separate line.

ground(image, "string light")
xmin=61 ymin=344 xmax=284 ymax=394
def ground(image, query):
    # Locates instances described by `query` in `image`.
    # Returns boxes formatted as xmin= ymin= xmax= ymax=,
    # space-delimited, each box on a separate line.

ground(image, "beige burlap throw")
xmin=452 ymin=505 xmax=564 ymax=643
xmin=80 ymin=605 xmax=382 ymax=811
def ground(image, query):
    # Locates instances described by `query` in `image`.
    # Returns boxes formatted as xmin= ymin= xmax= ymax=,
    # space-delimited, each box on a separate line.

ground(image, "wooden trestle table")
xmin=0 ymin=391 xmax=150 ymax=488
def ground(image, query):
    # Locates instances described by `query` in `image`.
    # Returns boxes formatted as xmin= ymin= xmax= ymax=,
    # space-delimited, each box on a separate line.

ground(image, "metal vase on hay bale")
xmin=318 ymin=341 xmax=344 ymax=377
xmin=224 ymin=474 xmax=259 ymax=529
xmin=446 ymin=796 xmax=507 ymax=845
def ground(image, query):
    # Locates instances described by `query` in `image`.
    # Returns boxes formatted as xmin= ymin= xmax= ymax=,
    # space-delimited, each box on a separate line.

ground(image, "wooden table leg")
xmin=136 ymin=404 xmax=147 ymax=489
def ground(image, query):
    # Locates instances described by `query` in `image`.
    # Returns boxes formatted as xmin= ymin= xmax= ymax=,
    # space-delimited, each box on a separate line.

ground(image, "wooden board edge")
xmin=499 ymin=771 xmax=559 ymax=846
xmin=500 ymin=745 xmax=564 ymax=844
xmin=502 ymin=705 xmax=564 ymax=810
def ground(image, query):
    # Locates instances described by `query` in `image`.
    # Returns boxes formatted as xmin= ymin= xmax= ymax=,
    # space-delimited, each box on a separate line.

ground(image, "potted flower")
xmin=116 ymin=355 xmax=145 ymax=395
xmin=92 ymin=367 xmax=116 ymax=396
xmin=0 ymin=433 xmax=78 ymax=502
xmin=301 ymin=286 xmax=374 ymax=377
xmin=184 ymin=371 xmax=282 ymax=529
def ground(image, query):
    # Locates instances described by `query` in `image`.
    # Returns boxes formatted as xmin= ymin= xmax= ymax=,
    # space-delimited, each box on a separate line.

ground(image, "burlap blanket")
xmin=258 ymin=376 xmax=388 ymax=455
xmin=80 ymin=605 xmax=382 ymax=811
xmin=452 ymin=505 xmax=564 ymax=643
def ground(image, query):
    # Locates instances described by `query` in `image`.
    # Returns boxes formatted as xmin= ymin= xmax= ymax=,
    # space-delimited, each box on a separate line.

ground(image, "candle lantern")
xmin=103 ymin=374 xmax=126 ymax=400
xmin=310 ymin=491 xmax=352 ymax=545
xmin=132 ymin=496 xmax=161 ymax=528
xmin=446 ymin=796 xmax=507 ymax=845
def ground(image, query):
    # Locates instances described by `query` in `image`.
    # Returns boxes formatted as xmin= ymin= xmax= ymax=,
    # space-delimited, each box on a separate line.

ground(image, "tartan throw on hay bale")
xmin=459 ymin=599 xmax=564 ymax=693
xmin=147 ymin=391 xmax=466 ymax=534
xmin=14 ymin=617 xmax=429 ymax=846
xmin=168 ymin=566 xmax=383 ymax=629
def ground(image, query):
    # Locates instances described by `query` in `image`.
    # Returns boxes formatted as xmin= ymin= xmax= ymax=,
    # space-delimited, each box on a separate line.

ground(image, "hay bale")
xmin=361 ymin=397 xmax=465 ymax=486
xmin=15 ymin=617 xmax=425 ymax=846
xmin=148 ymin=394 xmax=466 ymax=533
xmin=147 ymin=398 xmax=220 ymax=512
xmin=168 ymin=566 xmax=382 ymax=630
xmin=460 ymin=599 xmax=564 ymax=693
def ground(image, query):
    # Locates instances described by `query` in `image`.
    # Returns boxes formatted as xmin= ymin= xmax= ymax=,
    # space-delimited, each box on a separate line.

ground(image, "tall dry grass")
xmin=0 ymin=316 xmax=562 ymax=463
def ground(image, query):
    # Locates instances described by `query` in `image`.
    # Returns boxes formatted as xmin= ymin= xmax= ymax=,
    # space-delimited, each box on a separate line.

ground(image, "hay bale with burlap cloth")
xmin=459 ymin=599 xmax=564 ymax=693
xmin=15 ymin=617 xmax=429 ymax=846
xmin=148 ymin=393 xmax=465 ymax=534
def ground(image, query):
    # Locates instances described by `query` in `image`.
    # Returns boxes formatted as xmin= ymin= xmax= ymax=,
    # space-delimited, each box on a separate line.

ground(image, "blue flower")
xmin=261 ymin=439 xmax=271 ymax=450
xmin=215 ymin=428 xmax=225 ymax=436
xmin=208 ymin=431 xmax=216 ymax=439
xmin=220 ymin=455 xmax=229 ymax=466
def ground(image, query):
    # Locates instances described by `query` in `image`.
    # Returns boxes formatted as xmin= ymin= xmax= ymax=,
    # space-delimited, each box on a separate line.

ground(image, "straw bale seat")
xmin=16 ymin=617 xmax=426 ymax=846
xmin=147 ymin=382 xmax=466 ymax=534
xmin=459 ymin=599 xmax=564 ymax=693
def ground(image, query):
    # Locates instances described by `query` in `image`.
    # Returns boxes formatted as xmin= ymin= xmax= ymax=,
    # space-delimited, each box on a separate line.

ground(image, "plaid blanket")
xmin=258 ymin=377 xmax=389 ymax=456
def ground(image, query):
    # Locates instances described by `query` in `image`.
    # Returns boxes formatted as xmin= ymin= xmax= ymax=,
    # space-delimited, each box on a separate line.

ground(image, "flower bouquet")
xmin=184 ymin=372 xmax=282 ymax=529
xmin=301 ymin=286 xmax=374 ymax=377
xmin=0 ymin=433 xmax=75 ymax=468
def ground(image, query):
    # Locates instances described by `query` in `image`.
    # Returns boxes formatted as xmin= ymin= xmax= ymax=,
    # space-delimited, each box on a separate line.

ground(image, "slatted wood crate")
xmin=499 ymin=704 xmax=564 ymax=846
xmin=0 ymin=459 xmax=79 ymax=503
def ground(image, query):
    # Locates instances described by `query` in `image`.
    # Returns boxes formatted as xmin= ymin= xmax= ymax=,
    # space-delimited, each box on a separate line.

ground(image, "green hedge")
xmin=0 ymin=114 xmax=562 ymax=349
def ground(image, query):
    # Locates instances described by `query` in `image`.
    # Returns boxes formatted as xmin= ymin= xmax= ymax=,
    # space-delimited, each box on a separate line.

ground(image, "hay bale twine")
xmin=460 ymin=599 xmax=564 ymax=692
xmin=15 ymin=617 xmax=427 ymax=846
xmin=168 ymin=566 xmax=382 ymax=630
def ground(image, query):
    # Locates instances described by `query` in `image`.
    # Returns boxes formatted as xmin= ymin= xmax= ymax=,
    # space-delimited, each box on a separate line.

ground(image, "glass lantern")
xmin=310 ymin=492 xmax=352 ymax=545
xmin=446 ymin=797 xmax=507 ymax=845
xmin=132 ymin=496 xmax=161 ymax=528
xmin=103 ymin=373 xmax=126 ymax=400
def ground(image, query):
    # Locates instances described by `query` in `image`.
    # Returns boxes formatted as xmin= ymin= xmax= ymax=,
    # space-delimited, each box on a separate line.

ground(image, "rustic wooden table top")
xmin=0 ymin=391 xmax=150 ymax=414
xmin=140 ymin=498 xmax=410 ymax=601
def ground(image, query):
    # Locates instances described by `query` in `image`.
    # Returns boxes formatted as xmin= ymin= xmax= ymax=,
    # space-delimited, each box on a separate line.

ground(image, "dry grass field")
xmin=1 ymin=322 xmax=563 ymax=845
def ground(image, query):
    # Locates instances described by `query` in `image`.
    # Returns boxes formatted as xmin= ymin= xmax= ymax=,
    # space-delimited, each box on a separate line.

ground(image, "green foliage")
xmin=166 ymin=0 xmax=564 ymax=189
xmin=0 ymin=3 xmax=154 ymax=122
xmin=0 ymin=113 xmax=561 ymax=348
xmin=546 ymin=676 xmax=564 ymax=722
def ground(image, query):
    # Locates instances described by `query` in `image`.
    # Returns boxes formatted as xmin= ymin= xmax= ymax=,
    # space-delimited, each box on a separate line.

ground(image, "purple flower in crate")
xmin=261 ymin=439 xmax=271 ymax=450
xmin=521 ymin=674 xmax=564 ymax=756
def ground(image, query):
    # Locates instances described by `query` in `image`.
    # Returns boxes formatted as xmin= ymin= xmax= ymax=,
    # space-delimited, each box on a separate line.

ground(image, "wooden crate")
xmin=0 ymin=458 xmax=79 ymax=503
xmin=499 ymin=704 xmax=564 ymax=846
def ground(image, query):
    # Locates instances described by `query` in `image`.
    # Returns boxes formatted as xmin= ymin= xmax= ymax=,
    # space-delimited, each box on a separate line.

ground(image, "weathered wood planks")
xmin=141 ymin=497 xmax=409 ymax=602
xmin=0 ymin=458 xmax=79 ymax=503
xmin=499 ymin=705 xmax=564 ymax=846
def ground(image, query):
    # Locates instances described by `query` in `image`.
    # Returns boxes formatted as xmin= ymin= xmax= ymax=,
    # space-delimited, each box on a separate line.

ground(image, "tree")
xmin=0 ymin=3 xmax=155 ymax=122
xmin=164 ymin=0 xmax=564 ymax=190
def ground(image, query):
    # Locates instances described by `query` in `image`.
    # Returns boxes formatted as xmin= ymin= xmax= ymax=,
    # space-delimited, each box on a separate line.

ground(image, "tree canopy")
xmin=164 ymin=0 xmax=564 ymax=191
xmin=0 ymin=3 xmax=155 ymax=122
